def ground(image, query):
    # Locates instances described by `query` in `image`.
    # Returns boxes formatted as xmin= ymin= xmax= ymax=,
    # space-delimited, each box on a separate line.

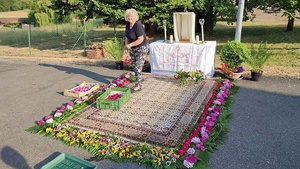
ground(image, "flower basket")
xmin=96 ymin=87 xmax=130 ymax=110
xmin=63 ymin=81 xmax=100 ymax=98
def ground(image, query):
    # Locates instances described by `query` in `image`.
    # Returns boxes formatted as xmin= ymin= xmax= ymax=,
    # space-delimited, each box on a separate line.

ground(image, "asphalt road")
xmin=0 ymin=58 xmax=299 ymax=169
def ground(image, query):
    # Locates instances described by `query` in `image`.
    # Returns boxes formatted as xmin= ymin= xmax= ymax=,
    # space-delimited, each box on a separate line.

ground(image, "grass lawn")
xmin=0 ymin=19 xmax=299 ymax=78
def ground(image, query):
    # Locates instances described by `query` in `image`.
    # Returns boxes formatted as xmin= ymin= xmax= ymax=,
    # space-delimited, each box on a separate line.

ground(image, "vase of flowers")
xmin=221 ymin=63 xmax=245 ymax=79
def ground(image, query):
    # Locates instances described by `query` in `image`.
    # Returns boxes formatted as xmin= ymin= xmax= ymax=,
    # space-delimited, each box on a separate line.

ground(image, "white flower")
xmin=54 ymin=112 xmax=62 ymax=117
xmin=45 ymin=118 xmax=53 ymax=123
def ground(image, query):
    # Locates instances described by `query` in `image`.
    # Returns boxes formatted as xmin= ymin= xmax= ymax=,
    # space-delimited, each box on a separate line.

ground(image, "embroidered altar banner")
xmin=149 ymin=40 xmax=216 ymax=78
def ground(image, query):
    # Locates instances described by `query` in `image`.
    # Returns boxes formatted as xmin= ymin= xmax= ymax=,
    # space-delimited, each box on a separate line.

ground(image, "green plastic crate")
xmin=96 ymin=87 xmax=130 ymax=110
xmin=41 ymin=153 xmax=97 ymax=169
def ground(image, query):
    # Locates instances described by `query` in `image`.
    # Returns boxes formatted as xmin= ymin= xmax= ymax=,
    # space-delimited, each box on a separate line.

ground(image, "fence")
xmin=0 ymin=19 xmax=124 ymax=58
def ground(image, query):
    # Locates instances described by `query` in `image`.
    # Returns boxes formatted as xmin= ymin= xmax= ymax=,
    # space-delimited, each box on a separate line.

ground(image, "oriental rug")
xmin=66 ymin=74 xmax=217 ymax=147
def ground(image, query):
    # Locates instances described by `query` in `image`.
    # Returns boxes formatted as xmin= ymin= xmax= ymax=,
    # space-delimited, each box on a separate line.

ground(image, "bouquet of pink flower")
xmin=124 ymin=56 xmax=132 ymax=66
xmin=221 ymin=63 xmax=244 ymax=77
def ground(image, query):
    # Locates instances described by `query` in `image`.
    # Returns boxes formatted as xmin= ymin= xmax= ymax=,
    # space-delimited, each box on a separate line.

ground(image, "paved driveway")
xmin=0 ymin=58 xmax=299 ymax=169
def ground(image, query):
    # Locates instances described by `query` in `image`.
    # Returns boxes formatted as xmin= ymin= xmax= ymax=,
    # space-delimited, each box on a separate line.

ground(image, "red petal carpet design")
xmin=67 ymin=74 xmax=217 ymax=147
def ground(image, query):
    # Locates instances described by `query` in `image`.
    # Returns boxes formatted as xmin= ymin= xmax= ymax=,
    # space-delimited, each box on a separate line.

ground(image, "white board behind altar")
xmin=173 ymin=12 xmax=196 ymax=43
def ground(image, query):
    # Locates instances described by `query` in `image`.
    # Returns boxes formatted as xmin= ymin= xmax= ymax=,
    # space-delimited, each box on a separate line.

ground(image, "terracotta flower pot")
xmin=226 ymin=72 xmax=243 ymax=80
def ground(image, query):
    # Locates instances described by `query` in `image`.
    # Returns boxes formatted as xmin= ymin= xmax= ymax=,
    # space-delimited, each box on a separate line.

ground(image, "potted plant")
xmin=219 ymin=40 xmax=250 ymax=79
xmin=104 ymin=37 xmax=125 ymax=70
xmin=242 ymin=42 xmax=271 ymax=81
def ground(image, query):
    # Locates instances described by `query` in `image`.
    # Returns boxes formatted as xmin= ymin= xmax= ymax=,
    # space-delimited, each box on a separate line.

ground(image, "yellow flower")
xmin=159 ymin=154 xmax=165 ymax=161
xmin=70 ymin=140 xmax=76 ymax=145
xmin=45 ymin=127 xmax=53 ymax=133
xmin=101 ymin=149 xmax=106 ymax=155
xmin=119 ymin=152 xmax=123 ymax=158
xmin=153 ymin=158 xmax=162 ymax=165
xmin=112 ymin=147 xmax=119 ymax=154
xmin=56 ymin=130 xmax=66 ymax=138
xmin=126 ymin=154 xmax=133 ymax=158
xmin=125 ymin=146 xmax=131 ymax=152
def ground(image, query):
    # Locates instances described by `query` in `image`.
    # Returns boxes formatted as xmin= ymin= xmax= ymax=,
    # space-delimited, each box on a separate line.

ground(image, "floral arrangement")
xmin=69 ymin=83 xmax=96 ymax=93
xmin=106 ymin=91 xmax=123 ymax=100
xmin=221 ymin=63 xmax=245 ymax=77
xmin=124 ymin=56 xmax=132 ymax=66
xmin=174 ymin=69 xmax=206 ymax=86
xmin=178 ymin=79 xmax=234 ymax=168
xmin=189 ymin=70 xmax=206 ymax=84
xmin=27 ymin=71 xmax=238 ymax=169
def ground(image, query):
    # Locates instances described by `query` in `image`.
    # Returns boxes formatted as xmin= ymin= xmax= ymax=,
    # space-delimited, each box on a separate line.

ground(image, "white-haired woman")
xmin=124 ymin=8 xmax=149 ymax=92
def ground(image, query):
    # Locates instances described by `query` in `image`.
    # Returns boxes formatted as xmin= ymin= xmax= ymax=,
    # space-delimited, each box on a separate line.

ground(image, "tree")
xmin=28 ymin=0 xmax=55 ymax=26
xmin=257 ymin=0 xmax=300 ymax=31
xmin=50 ymin=0 xmax=89 ymax=22
xmin=0 ymin=0 xmax=33 ymax=11
xmin=0 ymin=0 xmax=10 ymax=12
xmin=48 ymin=0 xmax=256 ymax=36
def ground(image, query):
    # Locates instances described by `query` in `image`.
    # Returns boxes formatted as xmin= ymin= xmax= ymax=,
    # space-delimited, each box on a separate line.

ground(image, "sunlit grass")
xmin=0 ymin=19 xmax=300 ymax=77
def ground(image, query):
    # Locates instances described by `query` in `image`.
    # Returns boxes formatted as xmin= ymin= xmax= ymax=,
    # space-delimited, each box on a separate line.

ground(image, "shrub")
xmin=219 ymin=40 xmax=250 ymax=68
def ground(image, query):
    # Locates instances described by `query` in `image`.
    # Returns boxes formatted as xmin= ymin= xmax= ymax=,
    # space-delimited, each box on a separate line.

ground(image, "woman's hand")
xmin=124 ymin=49 xmax=128 ymax=55
xmin=125 ymin=44 xmax=131 ymax=50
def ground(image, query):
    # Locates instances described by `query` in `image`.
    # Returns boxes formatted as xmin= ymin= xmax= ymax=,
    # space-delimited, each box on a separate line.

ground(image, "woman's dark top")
xmin=125 ymin=21 xmax=148 ymax=48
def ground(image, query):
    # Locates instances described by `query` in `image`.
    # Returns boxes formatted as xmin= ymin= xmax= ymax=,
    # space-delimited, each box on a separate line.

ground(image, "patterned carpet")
xmin=66 ymin=74 xmax=217 ymax=147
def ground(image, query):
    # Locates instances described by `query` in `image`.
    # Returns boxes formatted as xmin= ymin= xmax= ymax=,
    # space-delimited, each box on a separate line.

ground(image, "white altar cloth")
xmin=149 ymin=40 xmax=216 ymax=78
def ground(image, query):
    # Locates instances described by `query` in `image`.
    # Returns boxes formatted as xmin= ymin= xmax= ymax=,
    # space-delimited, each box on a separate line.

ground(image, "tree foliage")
xmin=0 ymin=0 xmax=32 ymax=12
xmin=256 ymin=0 xmax=300 ymax=31
xmin=28 ymin=0 xmax=55 ymax=26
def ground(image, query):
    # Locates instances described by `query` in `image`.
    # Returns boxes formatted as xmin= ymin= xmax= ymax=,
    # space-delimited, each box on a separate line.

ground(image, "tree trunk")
xmin=205 ymin=6 xmax=215 ymax=35
xmin=147 ymin=0 xmax=156 ymax=37
xmin=195 ymin=10 xmax=215 ymax=35
xmin=286 ymin=18 xmax=294 ymax=32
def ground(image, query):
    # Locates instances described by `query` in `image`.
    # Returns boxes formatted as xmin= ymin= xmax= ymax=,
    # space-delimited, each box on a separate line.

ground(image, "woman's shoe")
xmin=131 ymin=87 xmax=142 ymax=93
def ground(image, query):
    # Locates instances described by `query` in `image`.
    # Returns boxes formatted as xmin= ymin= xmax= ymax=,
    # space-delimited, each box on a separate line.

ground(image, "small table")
xmin=149 ymin=40 xmax=216 ymax=78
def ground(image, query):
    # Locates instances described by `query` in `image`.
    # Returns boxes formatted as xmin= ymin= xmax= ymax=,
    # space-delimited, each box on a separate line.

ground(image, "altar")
xmin=149 ymin=40 xmax=216 ymax=78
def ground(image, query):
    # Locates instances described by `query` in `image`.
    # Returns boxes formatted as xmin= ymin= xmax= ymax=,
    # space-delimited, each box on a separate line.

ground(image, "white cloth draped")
xmin=149 ymin=40 xmax=216 ymax=78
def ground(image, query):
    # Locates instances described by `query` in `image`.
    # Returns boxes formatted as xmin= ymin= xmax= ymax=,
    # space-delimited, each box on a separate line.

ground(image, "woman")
xmin=124 ymin=8 xmax=149 ymax=92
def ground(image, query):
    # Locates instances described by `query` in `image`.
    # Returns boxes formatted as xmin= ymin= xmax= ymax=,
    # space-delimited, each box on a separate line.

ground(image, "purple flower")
xmin=183 ymin=160 xmax=194 ymax=168
xmin=201 ymin=133 xmax=209 ymax=143
xmin=187 ymin=148 xmax=195 ymax=155
xmin=214 ymin=100 xmax=221 ymax=105
xmin=191 ymin=137 xmax=201 ymax=143
xmin=238 ymin=66 xmax=245 ymax=72
xmin=186 ymin=154 xmax=198 ymax=163
xmin=196 ymin=143 xmax=206 ymax=151
xmin=206 ymin=121 xmax=215 ymax=127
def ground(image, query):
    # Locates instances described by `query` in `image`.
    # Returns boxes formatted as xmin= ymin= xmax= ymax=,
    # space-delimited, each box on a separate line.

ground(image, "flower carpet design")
xmin=27 ymin=72 xmax=239 ymax=169
xmin=66 ymin=74 xmax=217 ymax=147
